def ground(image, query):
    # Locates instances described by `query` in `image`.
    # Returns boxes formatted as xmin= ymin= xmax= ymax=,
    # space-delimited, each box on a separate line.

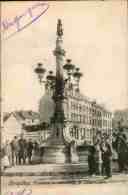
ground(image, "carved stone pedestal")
xmin=42 ymin=145 xmax=70 ymax=164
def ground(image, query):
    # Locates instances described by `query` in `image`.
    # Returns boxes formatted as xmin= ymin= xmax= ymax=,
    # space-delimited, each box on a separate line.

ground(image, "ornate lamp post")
xmin=34 ymin=19 xmax=82 ymax=163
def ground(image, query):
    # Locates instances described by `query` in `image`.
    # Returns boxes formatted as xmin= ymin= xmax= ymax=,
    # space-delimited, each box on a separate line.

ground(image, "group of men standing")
xmin=113 ymin=130 xmax=128 ymax=173
xmin=88 ymin=129 xmax=128 ymax=178
xmin=2 ymin=135 xmax=39 ymax=168
xmin=88 ymin=137 xmax=112 ymax=179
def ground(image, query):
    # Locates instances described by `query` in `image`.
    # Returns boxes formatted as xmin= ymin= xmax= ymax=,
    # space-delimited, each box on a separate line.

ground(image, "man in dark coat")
xmin=18 ymin=135 xmax=27 ymax=165
xmin=116 ymin=134 xmax=128 ymax=172
xmin=10 ymin=136 xmax=19 ymax=165
xmin=88 ymin=145 xmax=96 ymax=175
xmin=101 ymin=139 xmax=112 ymax=178
xmin=27 ymin=139 xmax=33 ymax=164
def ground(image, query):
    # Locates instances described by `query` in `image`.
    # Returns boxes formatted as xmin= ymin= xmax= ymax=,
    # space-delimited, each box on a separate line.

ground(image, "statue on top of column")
xmin=57 ymin=19 xmax=63 ymax=37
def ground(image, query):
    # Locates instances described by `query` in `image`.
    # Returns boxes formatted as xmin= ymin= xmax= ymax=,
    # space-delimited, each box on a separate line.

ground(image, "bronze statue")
xmin=57 ymin=19 xmax=63 ymax=37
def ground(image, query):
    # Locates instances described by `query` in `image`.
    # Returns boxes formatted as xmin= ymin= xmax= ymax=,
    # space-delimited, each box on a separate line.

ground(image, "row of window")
xmin=70 ymin=101 xmax=111 ymax=118
xmin=92 ymin=119 xmax=102 ymax=127
xmin=102 ymin=112 xmax=112 ymax=118
xmin=69 ymin=127 xmax=92 ymax=140
xmin=69 ymin=127 xmax=113 ymax=141
xmin=70 ymin=102 xmax=92 ymax=114
xmin=69 ymin=113 xmax=112 ymax=128
xmin=102 ymin=120 xmax=112 ymax=127
xmin=70 ymin=113 xmax=92 ymax=125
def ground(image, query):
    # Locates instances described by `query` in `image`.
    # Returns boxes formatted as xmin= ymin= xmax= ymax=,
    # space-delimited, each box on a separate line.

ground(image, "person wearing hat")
xmin=88 ymin=145 xmax=96 ymax=175
xmin=94 ymin=141 xmax=102 ymax=175
xmin=101 ymin=138 xmax=112 ymax=178
xmin=117 ymin=133 xmax=128 ymax=172
xmin=18 ymin=134 xmax=27 ymax=165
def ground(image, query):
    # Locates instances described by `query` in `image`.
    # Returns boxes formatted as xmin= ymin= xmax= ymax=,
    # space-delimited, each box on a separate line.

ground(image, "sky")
xmin=1 ymin=0 xmax=128 ymax=113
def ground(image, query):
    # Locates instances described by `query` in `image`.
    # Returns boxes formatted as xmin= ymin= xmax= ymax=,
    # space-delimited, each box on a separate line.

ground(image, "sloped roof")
xmin=3 ymin=112 xmax=11 ymax=122
xmin=3 ymin=110 xmax=40 ymax=123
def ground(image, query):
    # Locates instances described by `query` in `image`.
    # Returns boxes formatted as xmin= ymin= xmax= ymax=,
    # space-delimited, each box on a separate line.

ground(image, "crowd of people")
xmin=112 ymin=130 xmax=128 ymax=173
xmin=88 ymin=137 xmax=113 ymax=178
xmin=1 ymin=135 xmax=40 ymax=170
xmin=1 ymin=129 xmax=128 ymax=178
xmin=87 ymin=131 xmax=128 ymax=178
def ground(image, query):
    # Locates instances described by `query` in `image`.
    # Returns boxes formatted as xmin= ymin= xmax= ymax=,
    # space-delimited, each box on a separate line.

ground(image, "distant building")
xmin=3 ymin=112 xmax=22 ymax=144
xmin=3 ymin=111 xmax=41 ymax=143
xmin=113 ymin=109 xmax=128 ymax=138
xmin=113 ymin=109 xmax=128 ymax=128
xmin=39 ymin=82 xmax=113 ymax=145
xmin=13 ymin=110 xmax=40 ymax=126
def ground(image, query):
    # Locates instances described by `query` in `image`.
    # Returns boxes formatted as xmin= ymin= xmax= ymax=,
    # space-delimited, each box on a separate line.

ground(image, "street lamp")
xmin=34 ymin=19 xmax=83 ymax=163
xmin=46 ymin=71 xmax=56 ymax=90
xmin=63 ymin=59 xmax=75 ymax=90
xmin=34 ymin=56 xmax=83 ymax=98
xmin=34 ymin=63 xmax=46 ymax=84
xmin=63 ymin=59 xmax=83 ymax=92
xmin=73 ymin=67 xmax=83 ymax=92
xmin=63 ymin=59 xmax=75 ymax=78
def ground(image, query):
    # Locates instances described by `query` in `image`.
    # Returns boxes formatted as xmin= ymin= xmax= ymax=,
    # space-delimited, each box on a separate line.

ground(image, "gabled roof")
xmin=3 ymin=112 xmax=11 ymax=122
xmin=3 ymin=110 xmax=40 ymax=123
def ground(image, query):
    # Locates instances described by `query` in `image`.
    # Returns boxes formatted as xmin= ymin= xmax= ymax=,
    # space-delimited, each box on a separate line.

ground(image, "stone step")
xmin=2 ymin=175 xmax=106 ymax=185
xmin=2 ymin=161 xmax=119 ymax=177
xmin=2 ymin=163 xmax=88 ymax=176
xmin=3 ymin=174 xmax=128 ymax=185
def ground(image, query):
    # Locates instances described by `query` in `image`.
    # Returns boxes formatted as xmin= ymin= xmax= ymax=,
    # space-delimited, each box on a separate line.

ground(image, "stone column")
xmin=42 ymin=19 xmax=69 ymax=163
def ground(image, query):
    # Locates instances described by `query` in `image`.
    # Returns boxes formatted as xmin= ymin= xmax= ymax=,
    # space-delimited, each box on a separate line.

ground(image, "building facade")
xmin=2 ymin=113 xmax=22 ymax=144
xmin=39 ymin=83 xmax=113 ymax=145
xmin=3 ymin=111 xmax=43 ymax=144
xmin=37 ymin=19 xmax=113 ymax=146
